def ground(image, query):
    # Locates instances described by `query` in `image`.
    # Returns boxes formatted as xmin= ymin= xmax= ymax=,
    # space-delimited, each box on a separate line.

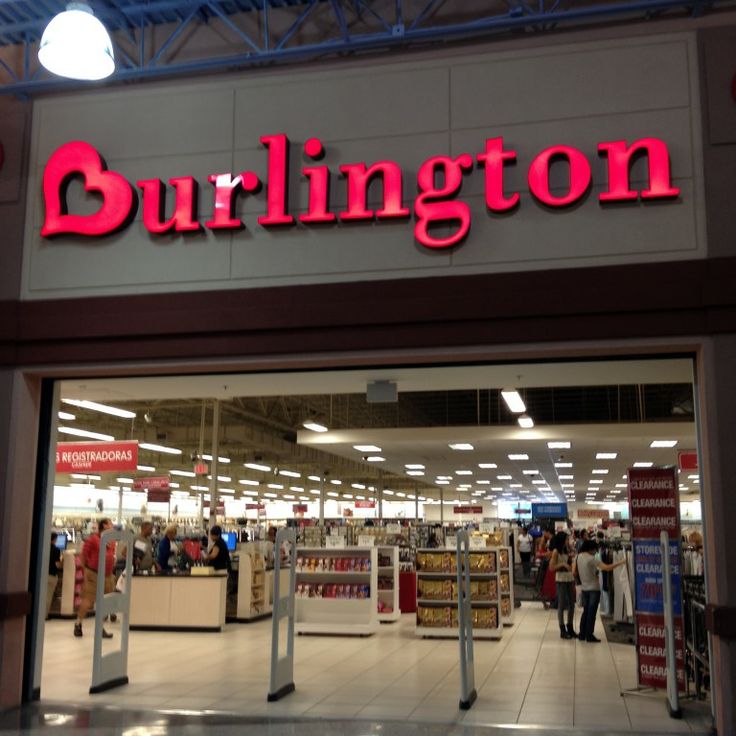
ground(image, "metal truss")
xmin=0 ymin=0 xmax=730 ymax=95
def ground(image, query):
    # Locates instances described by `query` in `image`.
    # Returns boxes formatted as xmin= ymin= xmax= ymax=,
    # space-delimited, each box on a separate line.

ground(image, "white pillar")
xmin=210 ymin=399 xmax=220 ymax=528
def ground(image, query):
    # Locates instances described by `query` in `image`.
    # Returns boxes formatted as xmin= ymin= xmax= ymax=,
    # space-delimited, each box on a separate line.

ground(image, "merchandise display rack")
xmin=235 ymin=551 xmax=269 ymax=621
xmin=295 ymin=547 xmax=378 ymax=636
xmin=498 ymin=546 xmax=515 ymax=625
xmin=415 ymin=548 xmax=503 ymax=640
xmin=377 ymin=546 xmax=400 ymax=622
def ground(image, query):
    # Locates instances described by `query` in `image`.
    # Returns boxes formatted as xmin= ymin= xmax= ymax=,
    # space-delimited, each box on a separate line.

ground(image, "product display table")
xmin=129 ymin=572 xmax=227 ymax=631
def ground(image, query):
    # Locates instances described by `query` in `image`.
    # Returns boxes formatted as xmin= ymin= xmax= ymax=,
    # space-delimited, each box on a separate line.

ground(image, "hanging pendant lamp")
xmin=38 ymin=2 xmax=115 ymax=81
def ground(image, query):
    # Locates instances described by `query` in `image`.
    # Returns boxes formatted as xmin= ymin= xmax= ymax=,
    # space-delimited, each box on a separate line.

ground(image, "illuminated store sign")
xmin=41 ymin=134 xmax=680 ymax=250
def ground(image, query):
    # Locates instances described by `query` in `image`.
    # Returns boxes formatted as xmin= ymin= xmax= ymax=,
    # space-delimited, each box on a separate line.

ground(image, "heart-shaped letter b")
xmin=41 ymin=141 xmax=135 ymax=237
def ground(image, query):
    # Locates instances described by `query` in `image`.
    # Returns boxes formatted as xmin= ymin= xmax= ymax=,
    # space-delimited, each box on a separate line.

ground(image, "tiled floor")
xmin=39 ymin=603 xmax=712 ymax=732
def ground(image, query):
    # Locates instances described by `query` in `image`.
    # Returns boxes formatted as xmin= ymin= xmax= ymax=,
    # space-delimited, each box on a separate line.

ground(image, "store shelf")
xmin=295 ymin=547 xmax=379 ymax=635
xmin=377 ymin=546 xmax=400 ymax=623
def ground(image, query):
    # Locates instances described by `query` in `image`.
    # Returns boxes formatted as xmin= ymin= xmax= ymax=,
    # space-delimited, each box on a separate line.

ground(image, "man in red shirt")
xmin=74 ymin=518 xmax=115 ymax=638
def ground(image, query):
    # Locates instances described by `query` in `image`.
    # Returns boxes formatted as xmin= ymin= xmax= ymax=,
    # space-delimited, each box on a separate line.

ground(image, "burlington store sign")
xmin=41 ymin=134 xmax=680 ymax=250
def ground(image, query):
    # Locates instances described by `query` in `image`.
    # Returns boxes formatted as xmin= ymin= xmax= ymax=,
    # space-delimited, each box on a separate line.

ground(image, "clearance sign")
xmin=628 ymin=467 xmax=685 ymax=692
xmin=40 ymin=135 xmax=680 ymax=250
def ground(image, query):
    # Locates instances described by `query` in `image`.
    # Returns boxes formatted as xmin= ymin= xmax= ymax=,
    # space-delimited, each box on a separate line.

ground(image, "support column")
xmin=697 ymin=336 xmax=736 ymax=736
xmin=197 ymin=401 xmax=206 ymax=533
xmin=209 ymin=399 xmax=220 ymax=529
xmin=378 ymin=471 xmax=384 ymax=522
xmin=440 ymin=488 xmax=444 ymax=526
xmin=319 ymin=475 xmax=325 ymax=526
xmin=415 ymin=483 xmax=419 ymax=521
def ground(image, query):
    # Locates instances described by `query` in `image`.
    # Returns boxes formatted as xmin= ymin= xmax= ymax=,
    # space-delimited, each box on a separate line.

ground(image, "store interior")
xmin=38 ymin=356 xmax=711 ymax=730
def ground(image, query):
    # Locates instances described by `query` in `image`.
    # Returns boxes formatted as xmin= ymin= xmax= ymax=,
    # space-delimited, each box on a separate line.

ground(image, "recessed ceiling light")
xmin=58 ymin=411 xmax=76 ymax=421
xmin=592 ymin=469 xmax=609 ymax=475
xmin=351 ymin=483 xmax=365 ymax=490
xmin=532 ymin=480 xmax=546 ymax=485
xmin=590 ymin=480 xmax=604 ymax=485
xmin=509 ymin=483 xmax=523 ymax=488
xmin=449 ymin=443 xmax=474 ymax=451
xmin=477 ymin=480 xmax=491 ymax=485
xmin=615 ymin=483 xmax=626 ymax=488
xmin=267 ymin=483 xmax=284 ymax=490
xmin=547 ymin=441 xmax=571 ymax=449
xmin=302 ymin=419 xmax=329 ymax=432
xmin=436 ymin=480 xmax=450 ymax=485
xmin=522 ymin=469 xmax=539 ymax=476
xmin=491 ymin=486 xmax=503 ymax=491
xmin=650 ymin=440 xmax=677 ymax=448
xmin=327 ymin=491 xmax=339 ymax=497
xmin=383 ymin=490 xmax=394 ymax=496
xmin=366 ymin=456 xmax=385 ymax=462
xmin=558 ymin=474 xmax=574 ymax=480
xmin=561 ymin=483 xmax=574 ymax=488
xmin=406 ymin=470 xmax=425 ymax=476
xmin=497 ymin=474 xmax=512 ymax=480
xmin=501 ymin=389 xmax=526 ymax=413
xmin=478 ymin=463 xmax=497 ymax=469
xmin=456 ymin=470 xmax=473 ymax=476
xmin=508 ymin=454 xmax=529 ymax=461
xmin=309 ymin=489 xmax=320 ymax=495
xmin=554 ymin=462 xmax=572 ymax=468
xmin=171 ymin=469 xmax=196 ymax=478
xmin=596 ymin=452 xmax=618 ymax=460
xmin=278 ymin=469 xmax=301 ymax=478
xmin=405 ymin=464 xmax=425 ymax=470
xmin=202 ymin=454 xmax=231 ymax=464
xmin=633 ymin=462 xmax=654 ymax=468
xmin=353 ymin=445 xmax=382 ymax=453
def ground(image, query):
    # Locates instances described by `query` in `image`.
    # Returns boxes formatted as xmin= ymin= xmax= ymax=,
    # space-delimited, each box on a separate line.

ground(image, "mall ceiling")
xmin=55 ymin=359 xmax=700 ymax=508
xmin=0 ymin=0 xmax=732 ymax=95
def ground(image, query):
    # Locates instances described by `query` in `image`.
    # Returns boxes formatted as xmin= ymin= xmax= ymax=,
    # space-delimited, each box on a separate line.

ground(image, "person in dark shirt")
xmin=48 ymin=532 xmax=62 ymax=617
xmin=206 ymin=525 xmax=231 ymax=571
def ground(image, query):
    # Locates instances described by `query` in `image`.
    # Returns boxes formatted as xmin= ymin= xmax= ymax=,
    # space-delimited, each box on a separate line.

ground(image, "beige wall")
xmin=21 ymin=33 xmax=705 ymax=300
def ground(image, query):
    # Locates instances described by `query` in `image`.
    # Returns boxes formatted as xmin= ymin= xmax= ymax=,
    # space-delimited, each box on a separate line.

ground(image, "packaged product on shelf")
xmin=328 ymin=557 xmax=335 ymax=571
xmin=501 ymin=596 xmax=511 ymax=617
xmin=500 ymin=572 xmax=510 ymax=593
xmin=499 ymin=549 xmax=510 ymax=569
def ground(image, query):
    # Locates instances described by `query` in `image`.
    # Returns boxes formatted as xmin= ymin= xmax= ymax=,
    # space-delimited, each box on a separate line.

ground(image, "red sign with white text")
xmin=453 ymin=506 xmax=484 ymax=514
xmin=41 ymin=136 xmax=680 ymax=250
xmin=132 ymin=476 xmax=170 ymax=492
xmin=636 ymin=613 xmax=686 ymax=691
xmin=246 ymin=503 xmax=265 ymax=511
xmin=56 ymin=440 xmax=138 ymax=472
xmin=628 ymin=467 xmax=679 ymax=540
xmin=355 ymin=500 xmax=376 ymax=508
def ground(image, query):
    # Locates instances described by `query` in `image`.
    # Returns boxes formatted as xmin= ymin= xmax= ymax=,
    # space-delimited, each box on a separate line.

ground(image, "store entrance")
xmin=32 ymin=356 xmax=713 ymax=730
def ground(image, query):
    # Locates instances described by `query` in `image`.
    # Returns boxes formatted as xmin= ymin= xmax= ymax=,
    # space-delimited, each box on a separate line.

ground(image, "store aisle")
xmin=40 ymin=604 xmax=711 ymax=732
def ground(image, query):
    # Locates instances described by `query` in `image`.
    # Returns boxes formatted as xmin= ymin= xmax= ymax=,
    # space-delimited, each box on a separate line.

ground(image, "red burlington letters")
xmin=40 ymin=134 xmax=680 ymax=248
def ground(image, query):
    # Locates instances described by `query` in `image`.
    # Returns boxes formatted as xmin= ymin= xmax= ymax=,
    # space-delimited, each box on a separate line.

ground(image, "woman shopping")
xmin=549 ymin=531 xmax=576 ymax=639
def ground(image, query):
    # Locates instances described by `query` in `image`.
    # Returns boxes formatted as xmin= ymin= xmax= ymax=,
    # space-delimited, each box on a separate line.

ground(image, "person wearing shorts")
xmin=74 ymin=518 xmax=115 ymax=638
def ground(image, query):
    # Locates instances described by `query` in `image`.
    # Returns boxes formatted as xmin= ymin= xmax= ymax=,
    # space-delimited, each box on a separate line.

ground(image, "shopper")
xmin=47 ymin=533 xmax=62 ymax=618
xmin=157 ymin=524 xmax=179 ymax=573
xmin=207 ymin=525 xmax=231 ymax=571
xmin=134 ymin=521 xmax=155 ymax=571
xmin=550 ymin=531 xmax=576 ymax=639
xmin=516 ymin=526 xmax=533 ymax=577
xmin=74 ymin=518 xmax=114 ymax=638
xmin=573 ymin=539 xmax=627 ymax=642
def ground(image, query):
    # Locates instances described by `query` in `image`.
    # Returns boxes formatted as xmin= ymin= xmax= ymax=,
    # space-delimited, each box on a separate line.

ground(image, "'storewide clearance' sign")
xmin=56 ymin=440 xmax=138 ymax=472
xmin=41 ymin=134 xmax=680 ymax=250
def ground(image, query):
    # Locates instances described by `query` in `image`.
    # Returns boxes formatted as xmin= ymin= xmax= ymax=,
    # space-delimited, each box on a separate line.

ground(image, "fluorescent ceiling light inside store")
xmin=137 ymin=465 xmax=155 ymax=472
xmin=353 ymin=445 xmax=381 ymax=452
xmin=170 ymin=469 xmax=195 ymax=477
xmin=597 ymin=452 xmax=618 ymax=459
xmin=58 ymin=411 xmax=76 ymax=421
xmin=58 ymin=426 xmax=114 ymax=441
xmin=303 ymin=420 xmax=329 ymax=432
xmin=202 ymin=454 xmax=230 ymax=463
xmin=478 ymin=463 xmax=497 ymax=469
xmin=61 ymin=398 xmax=135 ymax=419
xmin=366 ymin=456 xmax=385 ymax=462
xmin=508 ymin=454 xmax=529 ymax=461
xmin=449 ymin=443 xmax=474 ymax=451
xmin=517 ymin=414 xmax=534 ymax=429
xmin=244 ymin=462 xmax=271 ymax=472
xmin=650 ymin=440 xmax=678 ymax=448
xmin=501 ymin=389 xmax=526 ymax=413
xmin=278 ymin=469 xmax=301 ymax=478
xmin=139 ymin=442 xmax=181 ymax=455
xmin=633 ymin=461 xmax=654 ymax=468
xmin=547 ymin=441 xmax=571 ymax=449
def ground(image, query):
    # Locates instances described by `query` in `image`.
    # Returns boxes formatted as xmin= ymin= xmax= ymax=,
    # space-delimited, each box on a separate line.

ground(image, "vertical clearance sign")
xmin=628 ymin=467 xmax=685 ymax=692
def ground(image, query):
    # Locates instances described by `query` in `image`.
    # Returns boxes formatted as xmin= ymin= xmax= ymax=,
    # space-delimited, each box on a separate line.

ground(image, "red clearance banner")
xmin=628 ymin=467 xmax=685 ymax=692
xmin=453 ymin=506 xmax=483 ymax=514
xmin=56 ymin=440 xmax=138 ymax=472
xmin=132 ymin=476 xmax=170 ymax=491
xmin=355 ymin=500 xmax=376 ymax=508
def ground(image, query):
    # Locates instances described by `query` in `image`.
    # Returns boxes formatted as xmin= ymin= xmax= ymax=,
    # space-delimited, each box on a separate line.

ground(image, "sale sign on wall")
xmin=56 ymin=440 xmax=138 ymax=472
xmin=628 ymin=467 xmax=685 ymax=692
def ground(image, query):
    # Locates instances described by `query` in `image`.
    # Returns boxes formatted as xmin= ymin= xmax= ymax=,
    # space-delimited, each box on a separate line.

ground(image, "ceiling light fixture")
xmin=517 ymin=414 xmax=534 ymax=429
xmin=478 ymin=463 xmax=497 ymax=469
xmin=139 ymin=442 xmax=182 ymax=455
xmin=449 ymin=443 xmax=474 ymax=451
xmin=58 ymin=411 xmax=76 ymax=421
xmin=508 ymin=454 xmax=529 ymax=461
xmin=547 ymin=441 xmax=571 ymax=449
xmin=633 ymin=462 xmax=654 ymax=468
xmin=650 ymin=440 xmax=678 ymax=448
xmin=61 ymin=398 xmax=135 ymax=419
xmin=278 ymin=469 xmax=301 ymax=478
xmin=366 ymin=456 xmax=385 ymax=462
xmin=303 ymin=419 xmax=329 ymax=433
xmin=38 ymin=2 xmax=115 ymax=80
xmin=353 ymin=445 xmax=381 ymax=453
xmin=244 ymin=462 xmax=271 ymax=472
xmin=405 ymin=464 xmax=425 ymax=470
xmin=596 ymin=452 xmax=618 ymax=460
xmin=501 ymin=389 xmax=526 ymax=413
xmin=58 ymin=426 xmax=114 ymax=441
xmin=202 ymin=454 xmax=231 ymax=464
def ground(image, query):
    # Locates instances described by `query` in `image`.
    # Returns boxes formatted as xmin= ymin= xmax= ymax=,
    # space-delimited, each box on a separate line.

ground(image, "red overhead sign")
xmin=246 ymin=503 xmax=265 ymax=510
xmin=147 ymin=488 xmax=171 ymax=503
xmin=678 ymin=451 xmax=698 ymax=472
xmin=132 ymin=476 xmax=170 ymax=492
xmin=453 ymin=506 xmax=484 ymax=514
xmin=293 ymin=504 xmax=308 ymax=513
xmin=56 ymin=440 xmax=138 ymax=473
xmin=41 ymin=136 xmax=680 ymax=250
xmin=355 ymin=500 xmax=376 ymax=508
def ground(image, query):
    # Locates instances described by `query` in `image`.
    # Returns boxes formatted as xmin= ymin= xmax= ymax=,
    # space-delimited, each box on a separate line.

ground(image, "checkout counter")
xmin=129 ymin=571 xmax=228 ymax=631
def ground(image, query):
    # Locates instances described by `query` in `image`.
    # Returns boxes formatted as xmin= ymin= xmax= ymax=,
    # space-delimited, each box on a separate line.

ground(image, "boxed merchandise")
xmin=501 ymin=595 xmax=512 ymax=618
xmin=499 ymin=549 xmax=510 ymax=569
xmin=500 ymin=572 xmax=510 ymax=593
